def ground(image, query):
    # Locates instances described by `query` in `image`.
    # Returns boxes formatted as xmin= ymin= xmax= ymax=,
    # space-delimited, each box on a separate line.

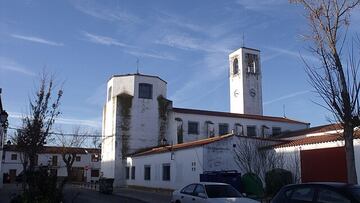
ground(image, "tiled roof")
xmin=172 ymin=107 xmax=309 ymax=125
xmin=4 ymin=145 xmax=100 ymax=154
xmin=131 ymin=134 xmax=234 ymax=157
xmin=275 ymin=123 xmax=342 ymax=139
xmin=131 ymin=134 xmax=285 ymax=157
xmin=272 ymin=131 xmax=360 ymax=148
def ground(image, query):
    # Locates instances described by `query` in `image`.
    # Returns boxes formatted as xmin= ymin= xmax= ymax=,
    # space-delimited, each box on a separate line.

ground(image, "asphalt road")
xmin=63 ymin=186 xmax=146 ymax=203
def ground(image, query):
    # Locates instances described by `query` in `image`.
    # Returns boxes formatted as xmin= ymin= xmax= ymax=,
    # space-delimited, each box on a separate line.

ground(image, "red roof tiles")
xmin=273 ymin=131 xmax=360 ymax=148
xmin=131 ymin=134 xmax=285 ymax=157
xmin=276 ymin=123 xmax=342 ymax=139
xmin=4 ymin=145 xmax=100 ymax=154
xmin=131 ymin=134 xmax=235 ymax=157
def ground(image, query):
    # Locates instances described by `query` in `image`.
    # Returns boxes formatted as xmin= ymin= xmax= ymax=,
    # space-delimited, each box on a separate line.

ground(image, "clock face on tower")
xmin=249 ymin=88 xmax=256 ymax=97
xmin=234 ymin=89 xmax=240 ymax=97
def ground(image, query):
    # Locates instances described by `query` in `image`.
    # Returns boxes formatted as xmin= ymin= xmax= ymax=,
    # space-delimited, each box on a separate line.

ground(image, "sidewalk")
xmin=71 ymin=183 xmax=172 ymax=203
xmin=113 ymin=187 xmax=172 ymax=203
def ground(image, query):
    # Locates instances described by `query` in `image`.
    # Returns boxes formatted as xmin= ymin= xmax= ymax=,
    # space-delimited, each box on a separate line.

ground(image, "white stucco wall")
xmin=101 ymin=74 xmax=168 ymax=187
xmin=171 ymin=112 xmax=307 ymax=144
xmin=1 ymin=150 xmax=101 ymax=182
xmin=126 ymin=146 xmax=204 ymax=190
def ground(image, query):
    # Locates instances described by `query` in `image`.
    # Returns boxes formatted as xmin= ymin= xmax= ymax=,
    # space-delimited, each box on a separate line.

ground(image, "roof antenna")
xmin=242 ymin=33 xmax=245 ymax=47
xmin=136 ymin=58 xmax=140 ymax=74
xmin=283 ymin=104 xmax=287 ymax=118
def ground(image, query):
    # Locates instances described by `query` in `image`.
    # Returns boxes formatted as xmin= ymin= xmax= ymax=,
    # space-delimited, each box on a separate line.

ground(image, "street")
xmin=63 ymin=186 xmax=146 ymax=203
xmin=0 ymin=184 xmax=146 ymax=203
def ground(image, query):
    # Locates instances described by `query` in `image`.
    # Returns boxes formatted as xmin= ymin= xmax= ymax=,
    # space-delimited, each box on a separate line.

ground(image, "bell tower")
xmin=229 ymin=47 xmax=263 ymax=115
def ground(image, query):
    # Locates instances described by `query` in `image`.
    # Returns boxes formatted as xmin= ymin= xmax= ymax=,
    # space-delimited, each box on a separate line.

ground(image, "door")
xmin=301 ymin=147 xmax=347 ymax=183
xmin=70 ymin=167 xmax=84 ymax=182
xmin=9 ymin=169 xmax=16 ymax=183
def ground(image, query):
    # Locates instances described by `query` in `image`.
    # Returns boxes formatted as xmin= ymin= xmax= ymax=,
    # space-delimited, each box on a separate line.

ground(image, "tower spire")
xmin=136 ymin=58 xmax=140 ymax=74
xmin=242 ymin=33 xmax=245 ymax=47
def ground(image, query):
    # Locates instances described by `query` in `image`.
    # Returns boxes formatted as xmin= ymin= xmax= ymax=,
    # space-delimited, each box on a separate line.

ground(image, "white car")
xmin=171 ymin=182 xmax=260 ymax=203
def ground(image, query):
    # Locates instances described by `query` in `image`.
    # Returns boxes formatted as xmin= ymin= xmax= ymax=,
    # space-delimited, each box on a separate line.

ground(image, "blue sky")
xmin=1 ymin=0 xmax=360 ymax=134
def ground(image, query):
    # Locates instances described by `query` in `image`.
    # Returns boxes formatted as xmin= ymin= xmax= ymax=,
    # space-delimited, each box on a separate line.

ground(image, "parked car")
xmin=271 ymin=182 xmax=360 ymax=203
xmin=171 ymin=182 xmax=260 ymax=203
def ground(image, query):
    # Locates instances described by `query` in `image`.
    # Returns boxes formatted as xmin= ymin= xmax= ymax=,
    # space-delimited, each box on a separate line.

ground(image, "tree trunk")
xmin=344 ymin=125 xmax=358 ymax=184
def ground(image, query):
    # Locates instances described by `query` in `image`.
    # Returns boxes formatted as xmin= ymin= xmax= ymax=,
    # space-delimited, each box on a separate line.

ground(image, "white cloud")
xmin=0 ymin=57 xmax=36 ymax=76
xmin=264 ymin=90 xmax=311 ymax=105
xmin=8 ymin=111 xmax=101 ymax=128
xmin=157 ymin=12 xmax=203 ymax=33
xmin=264 ymin=46 xmax=319 ymax=63
xmin=124 ymin=50 xmax=176 ymax=61
xmin=11 ymin=34 xmax=64 ymax=46
xmin=156 ymin=34 xmax=206 ymax=51
xmin=236 ymin=0 xmax=285 ymax=11
xmin=85 ymin=83 xmax=106 ymax=106
xmin=82 ymin=32 xmax=133 ymax=48
xmin=72 ymin=0 xmax=140 ymax=23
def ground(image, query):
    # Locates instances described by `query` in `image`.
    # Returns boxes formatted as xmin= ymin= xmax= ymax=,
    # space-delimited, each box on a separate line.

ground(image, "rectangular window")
xmin=219 ymin=123 xmax=229 ymax=135
xmin=162 ymin=164 xmax=170 ymax=181
xmin=11 ymin=154 xmax=17 ymax=160
xmin=272 ymin=127 xmax=282 ymax=136
xmin=131 ymin=166 xmax=136 ymax=180
xmin=247 ymin=126 xmax=257 ymax=137
xmin=91 ymin=154 xmax=99 ymax=162
xmin=188 ymin=121 xmax=199 ymax=135
xmin=144 ymin=165 xmax=151 ymax=181
xmin=91 ymin=169 xmax=100 ymax=177
xmin=52 ymin=155 xmax=58 ymax=166
xmin=139 ymin=83 xmax=153 ymax=99
xmin=75 ymin=156 xmax=81 ymax=162
xmin=125 ymin=167 xmax=130 ymax=180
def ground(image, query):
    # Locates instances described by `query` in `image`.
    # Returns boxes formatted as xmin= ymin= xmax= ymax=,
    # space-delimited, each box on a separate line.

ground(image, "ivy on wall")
xmin=117 ymin=93 xmax=133 ymax=158
xmin=157 ymin=95 xmax=171 ymax=145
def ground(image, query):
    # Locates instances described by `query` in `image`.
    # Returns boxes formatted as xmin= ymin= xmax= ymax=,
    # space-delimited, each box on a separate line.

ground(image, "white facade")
xmin=125 ymin=135 xmax=281 ymax=190
xmin=1 ymin=146 xmax=101 ymax=183
xmin=101 ymin=74 xmax=168 ymax=187
xmin=229 ymin=47 xmax=263 ymax=115
xmin=100 ymin=46 xmax=310 ymax=189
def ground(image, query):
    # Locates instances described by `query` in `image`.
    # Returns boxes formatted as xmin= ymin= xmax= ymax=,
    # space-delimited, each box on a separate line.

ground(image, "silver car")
xmin=171 ymin=182 xmax=260 ymax=203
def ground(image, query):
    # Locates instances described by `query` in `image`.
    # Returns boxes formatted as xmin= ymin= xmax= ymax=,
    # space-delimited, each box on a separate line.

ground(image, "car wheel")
xmin=175 ymin=200 xmax=181 ymax=203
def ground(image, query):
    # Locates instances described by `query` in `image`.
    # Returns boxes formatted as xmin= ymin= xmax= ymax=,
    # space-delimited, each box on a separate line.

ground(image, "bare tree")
xmin=56 ymin=126 xmax=87 ymax=188
xmin=233 ymin=138 xmax=284 ymax=183
xmin=14 ymin=73 xmax=62 ymax=195
xmin=291 ymin=0 xmax=360 ymax=183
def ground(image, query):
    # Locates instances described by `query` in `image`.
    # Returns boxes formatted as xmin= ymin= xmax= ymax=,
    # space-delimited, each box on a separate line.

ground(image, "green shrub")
xmin=241 ymin=173 xmax=265 ymax=198
xmin=265 ymin=168 xmax=293 ymax=197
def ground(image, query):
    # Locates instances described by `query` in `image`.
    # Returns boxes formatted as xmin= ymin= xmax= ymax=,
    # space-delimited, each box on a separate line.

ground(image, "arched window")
xmin=107 ymin=86 xmax=112 ymax=102
xmin=233 ymin=58 xmax=239 ymax=75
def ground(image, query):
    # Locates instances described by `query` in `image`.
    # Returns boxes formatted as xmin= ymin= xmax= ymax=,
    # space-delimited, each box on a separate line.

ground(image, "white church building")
xmin=100 ymin=47 xmax=310 ymax=189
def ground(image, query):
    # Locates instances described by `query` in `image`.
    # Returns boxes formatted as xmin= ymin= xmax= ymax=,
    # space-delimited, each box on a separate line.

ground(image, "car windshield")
xmin=349 ymin=188 xmax=360 ymax=201
xmin=205 ymin=184 xmax=242 ymax=198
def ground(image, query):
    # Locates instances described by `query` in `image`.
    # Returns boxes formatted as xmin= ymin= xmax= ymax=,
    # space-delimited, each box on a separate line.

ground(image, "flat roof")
xmin=109 ymin=73 xmax=167 ymax=84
